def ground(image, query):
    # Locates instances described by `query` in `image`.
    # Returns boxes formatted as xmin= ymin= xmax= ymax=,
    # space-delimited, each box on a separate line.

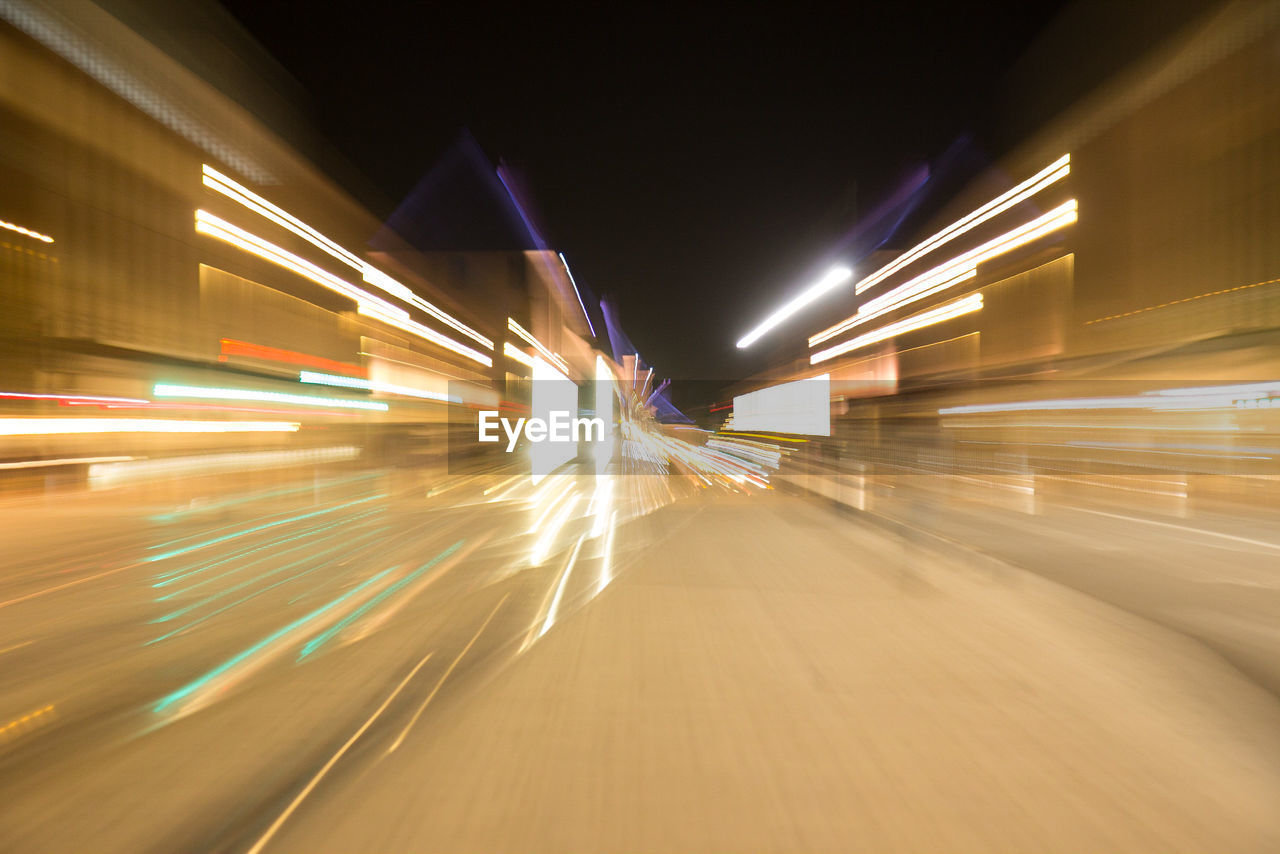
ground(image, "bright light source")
xmin=559 ymin=253 xmax=596 ymax=337
xmin=810 ymin=293 xmax=983 ymax=364
xmin=361 ymin=265 xmax=493 ymax=350
xmin=0 ymin=418 xmax=298 ymax=435
xmin=202 ymin=165 xmax=362 ymax=268
xmin=153 ymin=382 xmax=388 ymax=412
xmin=810 ymin=201 xmax=1075 ymax=347
xmin=503 ymin=341 xmax=535 ymax=367
xmin=508 ymin=318 xmax=570 ymax=374
xmin=595 ymin=355 xmax=615 ymax=473
xmin=736 ymin=266 xmax=853 ymax=349
xmin=298 ymin=371 xmax=454 ymax=403
xmin=196 ymin=210 xmax=490 ymax=367
xmin=854 ymin=155 xmax=1069 ymax=296
xmin=0 ymin=218 xmax=54 ymax=243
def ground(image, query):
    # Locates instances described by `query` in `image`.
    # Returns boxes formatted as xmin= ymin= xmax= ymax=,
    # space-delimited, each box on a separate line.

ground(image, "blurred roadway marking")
xmin=0 ymin=704 xmax=54 ymax=743
xmin=386 ymin=593 xmax=510 ymax=754
xmin=243 ymin=651 xmax=436 ymax=854
xmin=0 ymin=562 xmax=142 ymax=611
xmin=1069 ymin=507 xmax=1280 ymax=553
xmin=0 ymin=640 xmax=34 ymax=657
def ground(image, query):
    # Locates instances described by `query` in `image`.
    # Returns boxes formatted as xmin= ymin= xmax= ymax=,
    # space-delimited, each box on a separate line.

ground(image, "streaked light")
xmin=939 ymin=380 xmax=1280 ymax=415
xmin=356 ymin=302 xmax=492 ymax=367
xmin=88 ymin=447 xmax=360 ymax=487
xmin=529 ymin=493 xmax=581 ymax=566
xmin=595 ymin=355 xmax=615 ymax=473
xmin=0 ymin=456 xmax=134 ymax=470
xmin=203 ymin=165 xmax=362 ymax=268
xmin=0 ymin=218 xmax=53 ymax=243
xmin=196 ymin=209 xmax=374 ymax=304
xmin=195 ymin=210 xmax=491 ymax=366
xmin=810 ymin=200 xmax=1076 ymax=347
xmin=0 ymin=391 xmax=149 ymax=405
xmin=811 ymin=294 xmax=984 ymax=364
xmin=503 ymin=341 xmax=535 ymax=367
xmin=736 ymin=265 xmax=853 ymax=349
xmin=153 ymin=383 xmax=388 ymax=412
xmin=203 ymin=165 xmax=493 ymax=352
xmin=508 ymin=318 xmax=570 ymax=374
xmin=538 ymin=535 xmax=586 ymax=638
xmin=855 ymin=154 xmax=1070 ymax=295
xmin=559 ymin=252 xmax=596 ymax=337
xmin=361 ymin=265 xmax=494 ymax=350
xmin=220 ymin=338 xmax=365 ymax=377
xmin=0 ymin=418 xmax=299 ymax=435
xmin=298 ymin=370 xmax=455 ymax=403
xmin=598 ymin=510 xmax=617 ymax=594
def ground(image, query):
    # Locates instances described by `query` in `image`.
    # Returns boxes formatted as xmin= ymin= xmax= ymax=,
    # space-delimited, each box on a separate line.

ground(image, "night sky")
xmin=218 ymin=1 xmax=1071 ymax=383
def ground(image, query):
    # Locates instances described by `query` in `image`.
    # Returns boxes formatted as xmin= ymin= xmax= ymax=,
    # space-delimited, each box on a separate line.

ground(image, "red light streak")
xmin=219 ymin=338 xmax=365 ymax=378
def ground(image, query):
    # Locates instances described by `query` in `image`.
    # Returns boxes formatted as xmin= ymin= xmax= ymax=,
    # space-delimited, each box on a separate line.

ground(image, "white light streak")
xmin=559 ymin=252 xmax=596 ymax=337
xmin=0 ymin=218 xmax=53 ymax=243
xmin=203 ymin=165 xmax=492 ymax=351
xmin=508 ymin=318 xmax=569 ymax=374
xmin=737 ymin=266 xmax=853 ymax=349
xmin=0 ymin=418 xmax=298 ymax=435
xmin=195 ymin=211 xmax=491 ymax=366
xmin=298 ymin=371 xmax=455 ymax=403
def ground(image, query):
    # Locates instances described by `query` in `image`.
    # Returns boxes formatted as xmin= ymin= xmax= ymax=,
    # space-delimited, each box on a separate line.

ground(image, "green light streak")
xmin=152 ymin=564 xmax=399 ymax=715
xmin=146 ymin=526 xmax=392 ymax=645
xmin=146 ymin=495 xmax=379 ymax=563
xmin=297 ymin=540 xmax=464 ymax=661
xmin=149 ymin=472 xmax=379 ymax=524
xmin=153 ymin=382 xmax=389 ymax=412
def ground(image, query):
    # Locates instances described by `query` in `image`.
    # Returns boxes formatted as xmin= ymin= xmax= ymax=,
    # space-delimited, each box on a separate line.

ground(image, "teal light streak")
xmin=152 ymin=564 xmax=399 ymax=715
xmin=153 ymin=507 xmax=381 ymax=593
xmin=152 ymin=517 xmax=383 ymax=614
xmin=145 ymin=495 xmax=380 ymax=563
xmin=297 ymin=540 xmax=464 ymax=661
xmin=145 ymin=526 xmax=393 ymax=645
xmin=149 ymin=472 xmax=379 ymax=523
xmin=148 ymin=487 xmax=379 ymax=556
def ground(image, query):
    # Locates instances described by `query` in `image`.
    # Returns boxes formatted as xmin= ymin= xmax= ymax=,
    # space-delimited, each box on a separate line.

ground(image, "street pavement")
xmin=1 ymin=467 xmax=1279 ymax=852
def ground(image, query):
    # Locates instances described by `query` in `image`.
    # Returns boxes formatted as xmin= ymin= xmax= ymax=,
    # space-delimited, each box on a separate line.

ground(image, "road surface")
xmin=2 ymin=466 xmax=1279 ymax=852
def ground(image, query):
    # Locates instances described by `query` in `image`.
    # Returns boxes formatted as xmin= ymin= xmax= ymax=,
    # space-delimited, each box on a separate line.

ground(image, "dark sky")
xmin=217 ymin=1 xmax=1069 ymax=382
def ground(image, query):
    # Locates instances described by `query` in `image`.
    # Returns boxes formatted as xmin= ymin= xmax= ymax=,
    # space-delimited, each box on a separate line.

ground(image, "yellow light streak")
xmin=507 ymin=318 xmax=569 ymax=374
xmin=503 ymin=341 xmax=535 ymax=367
xmin=811 ymin=293 xmax=983 ymax=364
xmin=855 ymin=155 xmax=1069 ymax=295
xmin=810 ymin=201 xmax=1075 ymax=347
xmin=202 ymin=165 xmax=361 ymax=268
